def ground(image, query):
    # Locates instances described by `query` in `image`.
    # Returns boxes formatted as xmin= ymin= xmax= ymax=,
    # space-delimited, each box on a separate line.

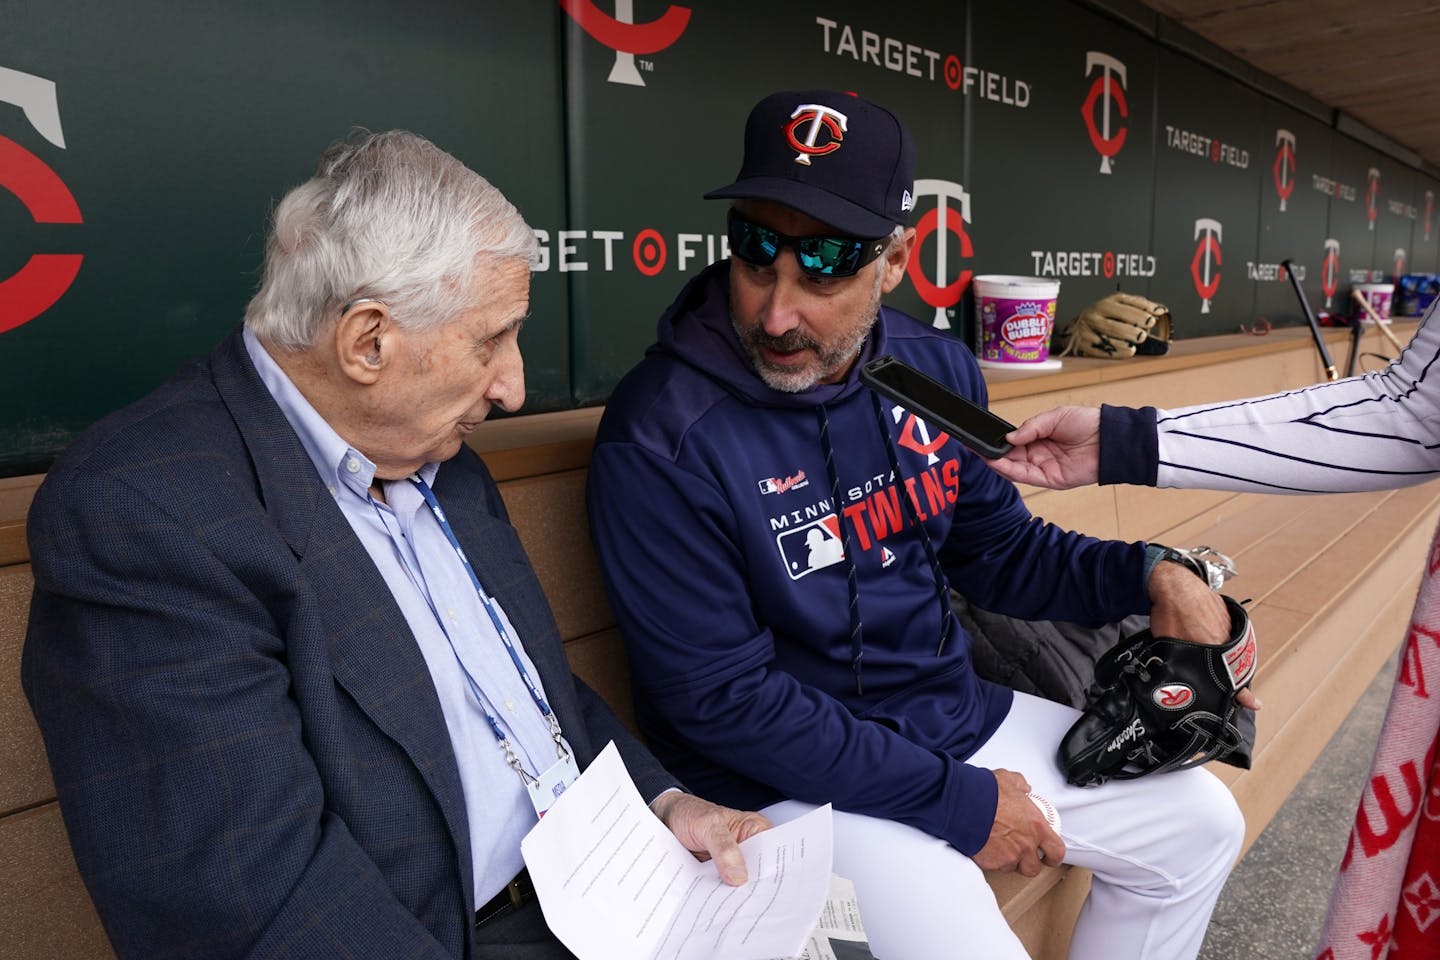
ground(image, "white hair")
xmin=244 ymin=130 xmax=538 ymax=349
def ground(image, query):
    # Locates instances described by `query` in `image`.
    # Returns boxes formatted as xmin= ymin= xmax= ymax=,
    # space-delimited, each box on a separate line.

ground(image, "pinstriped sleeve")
xmin=1152 ymin=310 xmax=1440 ymax=494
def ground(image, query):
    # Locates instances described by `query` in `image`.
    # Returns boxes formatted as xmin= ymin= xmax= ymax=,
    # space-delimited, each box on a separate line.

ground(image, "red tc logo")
xmin=1273 ymin=129 xmax=1295 ymax=212
xmin=558 ymin=0 xmax=691 ymax=87
xmin=1366 ymin=167 xmax=1380 ymax=231
xmin=1321 ymin=239 xmax=1341 ymax=309
xmin=894 ymin=409 xmax=950 ymax=466
xmin=1081 ymin=52 xmax=1127 ymax=175
xmin=905 ymin=178 xmax=973 ymax=330
xmin=1 ymin=66 xmax=82 ymax=335
xmin=786 ymin=104 xmax=847 ymax=166
xmin=1191 ymin=218 xmax=1222 ymax=314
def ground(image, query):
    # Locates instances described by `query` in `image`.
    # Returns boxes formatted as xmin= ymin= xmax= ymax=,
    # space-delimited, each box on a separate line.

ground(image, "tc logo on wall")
xmin=905 ymin=178 xmax=972 ymax=330
xmin=1 ymin=65 xmax=82 ymax=335
xmin=1366 ymin=168 xmax=1381 ymax=231
xmin=1321 ymin=239 xmax=1341 ymax=309
xmin=1273 ymin=129 xmax=1296 ymax=212
xmin=1192 ymin=218 xmax=1222 ymax=314
xmin=559 ymin=0 xmax=691 ymax=86
xmin=1081 ymin=52 xmax=1127 ymax=174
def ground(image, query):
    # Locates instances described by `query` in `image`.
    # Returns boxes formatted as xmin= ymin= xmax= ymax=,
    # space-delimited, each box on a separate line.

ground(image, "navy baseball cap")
xmin=705 ymin=89 xmax=916 ymax=239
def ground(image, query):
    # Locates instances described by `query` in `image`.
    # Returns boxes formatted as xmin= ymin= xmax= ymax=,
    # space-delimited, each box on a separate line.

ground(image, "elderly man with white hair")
xmin=22 ymin=130 xmax=768 ymax=960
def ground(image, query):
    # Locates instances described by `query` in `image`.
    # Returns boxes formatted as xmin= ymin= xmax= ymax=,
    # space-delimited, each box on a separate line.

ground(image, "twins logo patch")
xmin=1152 ymin=684 xmax=1195 ymax=710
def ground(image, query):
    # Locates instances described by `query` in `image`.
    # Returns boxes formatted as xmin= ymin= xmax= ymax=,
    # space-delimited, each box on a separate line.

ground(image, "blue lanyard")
xmin=382 ymin=475 xmax=569 ymax=779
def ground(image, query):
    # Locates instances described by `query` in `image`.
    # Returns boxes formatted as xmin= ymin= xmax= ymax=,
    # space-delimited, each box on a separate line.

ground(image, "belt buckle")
xmin=476 ymin=870 xmax=531 ymax=928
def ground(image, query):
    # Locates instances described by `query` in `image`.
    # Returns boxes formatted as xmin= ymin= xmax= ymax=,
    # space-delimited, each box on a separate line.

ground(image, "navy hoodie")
xmin=588 ymin=261 xmax=1147 ymax=854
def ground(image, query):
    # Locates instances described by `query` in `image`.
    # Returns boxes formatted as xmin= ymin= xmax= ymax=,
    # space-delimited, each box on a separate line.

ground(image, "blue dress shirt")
xmin=244 ymin=329 xmax=561 ymax=907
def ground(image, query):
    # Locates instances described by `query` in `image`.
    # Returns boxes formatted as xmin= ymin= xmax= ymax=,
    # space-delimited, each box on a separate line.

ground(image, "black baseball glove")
xmin=1058 ymin=595 xmax=1257 ymax=787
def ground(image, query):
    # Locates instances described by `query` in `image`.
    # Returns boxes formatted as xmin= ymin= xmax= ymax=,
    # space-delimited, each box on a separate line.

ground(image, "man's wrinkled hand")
xmin=649 ymin=791 xmax=772 ymax=886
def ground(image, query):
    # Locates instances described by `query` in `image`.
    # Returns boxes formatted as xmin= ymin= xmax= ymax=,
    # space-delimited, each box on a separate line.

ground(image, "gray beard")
xmin=733 ymin=273 xmax=883 ymax=393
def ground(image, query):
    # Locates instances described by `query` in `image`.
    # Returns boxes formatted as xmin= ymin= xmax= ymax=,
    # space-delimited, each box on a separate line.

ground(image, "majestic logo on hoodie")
xmin=777 ymin=515 xmax=846 ymax=580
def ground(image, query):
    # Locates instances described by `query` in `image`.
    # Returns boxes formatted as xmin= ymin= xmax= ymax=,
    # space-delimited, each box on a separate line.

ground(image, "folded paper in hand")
xmin=521 ymin=742 xmax=834 ymax=960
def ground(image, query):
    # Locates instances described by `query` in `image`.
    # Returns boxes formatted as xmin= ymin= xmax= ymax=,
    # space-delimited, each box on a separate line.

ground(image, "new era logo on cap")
xmin=705 ymin=89 xmax=917 ymax=239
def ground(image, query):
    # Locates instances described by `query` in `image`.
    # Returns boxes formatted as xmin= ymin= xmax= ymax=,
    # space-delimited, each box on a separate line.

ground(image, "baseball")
xmin=1028 ymin=790 xmax=1061 ymax=833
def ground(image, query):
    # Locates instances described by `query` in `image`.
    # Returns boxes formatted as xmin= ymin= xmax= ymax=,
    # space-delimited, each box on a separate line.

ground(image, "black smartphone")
xmin=859 ymin=354 xmax=1016 ymax=459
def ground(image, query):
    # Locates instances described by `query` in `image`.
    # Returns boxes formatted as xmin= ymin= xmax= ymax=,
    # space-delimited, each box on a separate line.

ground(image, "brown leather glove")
xmin=1058 ymin=292 xmax=1172 ymax=359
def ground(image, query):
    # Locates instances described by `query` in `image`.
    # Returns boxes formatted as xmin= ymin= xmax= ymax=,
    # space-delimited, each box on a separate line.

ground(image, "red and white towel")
xmin=1316 ymin=521 xmax=1440 ymax=959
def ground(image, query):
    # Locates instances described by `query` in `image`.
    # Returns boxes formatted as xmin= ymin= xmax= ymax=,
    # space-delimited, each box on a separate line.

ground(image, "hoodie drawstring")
xmin=817 ymin=404 xmax=865 ymax=695
xmin=867 ymin=391 xmax=957 ymax=657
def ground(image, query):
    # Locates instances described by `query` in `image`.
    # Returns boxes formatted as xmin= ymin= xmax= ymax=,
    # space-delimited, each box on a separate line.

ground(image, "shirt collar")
xmin=243 ymin=327 xmax=439 ymax=501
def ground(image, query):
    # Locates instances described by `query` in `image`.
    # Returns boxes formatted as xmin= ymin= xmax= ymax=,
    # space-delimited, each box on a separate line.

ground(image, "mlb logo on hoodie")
xmin=777 ymin=515 xmax=845 ymax=580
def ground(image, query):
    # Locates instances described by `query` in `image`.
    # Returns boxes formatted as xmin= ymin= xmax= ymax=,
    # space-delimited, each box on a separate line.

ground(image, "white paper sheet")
xmin=520 ymin=741 xmax=832 ymax=960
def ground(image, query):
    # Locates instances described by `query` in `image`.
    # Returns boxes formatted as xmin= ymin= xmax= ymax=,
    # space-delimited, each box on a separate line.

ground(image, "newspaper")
xmin=778 ymin=876 xmax=878 ymax=960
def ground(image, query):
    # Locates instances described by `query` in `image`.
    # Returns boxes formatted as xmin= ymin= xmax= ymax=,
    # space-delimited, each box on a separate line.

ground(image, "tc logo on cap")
xmin=786 ymin=104 xmax=848 ymax=166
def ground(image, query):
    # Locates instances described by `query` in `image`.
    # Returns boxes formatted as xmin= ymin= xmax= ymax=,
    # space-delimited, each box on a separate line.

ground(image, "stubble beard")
xmin=733 ymin=272 xmax=885 ymax=393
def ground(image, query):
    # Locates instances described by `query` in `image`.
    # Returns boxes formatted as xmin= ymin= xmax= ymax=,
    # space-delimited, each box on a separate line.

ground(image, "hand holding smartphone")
xmin=859 ymin=355 xmax=1016 ymax=459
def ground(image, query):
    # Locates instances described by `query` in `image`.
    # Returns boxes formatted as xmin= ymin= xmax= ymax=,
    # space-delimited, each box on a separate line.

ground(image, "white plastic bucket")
xmin=973 ymin=275 xmax=1062 ymax=369
xmin=1353 ymin=282 xmax=1395 ymax=321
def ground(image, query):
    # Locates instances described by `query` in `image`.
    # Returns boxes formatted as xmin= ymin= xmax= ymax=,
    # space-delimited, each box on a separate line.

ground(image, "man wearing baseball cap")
xmin=588 ymin=90 xmax=1243 ymax=959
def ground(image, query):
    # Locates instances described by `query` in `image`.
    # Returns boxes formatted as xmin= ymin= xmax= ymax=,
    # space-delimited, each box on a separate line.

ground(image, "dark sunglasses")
xmin=727 ymin=210 xmax=888 ymax=279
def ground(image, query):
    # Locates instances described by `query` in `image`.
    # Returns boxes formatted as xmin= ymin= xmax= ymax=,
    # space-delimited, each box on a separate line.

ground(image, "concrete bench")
xmin=2 ymin=321 xmax=1431 ymax=959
